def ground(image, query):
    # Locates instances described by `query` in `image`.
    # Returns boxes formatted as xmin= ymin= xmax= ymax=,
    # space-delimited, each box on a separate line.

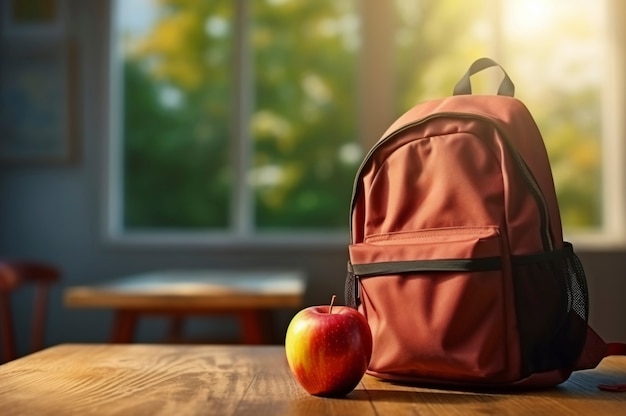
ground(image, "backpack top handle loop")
xmin=453 ymin=57 xmax=515 ymax=97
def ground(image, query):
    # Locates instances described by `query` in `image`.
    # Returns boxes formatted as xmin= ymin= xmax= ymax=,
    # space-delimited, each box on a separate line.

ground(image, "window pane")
xmin=393 ymin=0 xmax=492 ymax=112
xmin=393 ymin=0 xmax=605 ymax=232
xmin=501 ymin=0 xmax=605 ymax=230
xmin=250 ymin=0 xmax=361 ymax=231
xmin=118 ymin=0 xmax=233 ymax=230
xmin=113 ymin=0 xmax=607 ymax=239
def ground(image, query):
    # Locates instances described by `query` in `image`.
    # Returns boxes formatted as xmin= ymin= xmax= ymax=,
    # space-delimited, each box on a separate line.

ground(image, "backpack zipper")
xmin=349 ymin=112 xmax=553 ymax=251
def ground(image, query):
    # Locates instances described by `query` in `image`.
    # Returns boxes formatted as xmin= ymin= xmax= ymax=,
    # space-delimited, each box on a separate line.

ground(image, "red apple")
xmin=285 ymin=295 xmax=372 ymax=397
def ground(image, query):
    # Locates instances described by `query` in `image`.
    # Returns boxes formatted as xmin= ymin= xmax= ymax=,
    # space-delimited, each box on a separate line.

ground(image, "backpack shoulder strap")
xmin=605 ymin=342 xmax=626 ymax=356
xmin=598 ymin=343 xmax=626 ymax=391
xmin=577 ymin=325 xmax=626 ymax=392
xmin=575 ymin=325 xmax=610 ymax=370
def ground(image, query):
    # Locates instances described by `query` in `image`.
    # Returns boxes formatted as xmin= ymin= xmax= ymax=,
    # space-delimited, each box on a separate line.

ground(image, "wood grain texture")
xmin=0 ymin=345 xmax=625 ymax=416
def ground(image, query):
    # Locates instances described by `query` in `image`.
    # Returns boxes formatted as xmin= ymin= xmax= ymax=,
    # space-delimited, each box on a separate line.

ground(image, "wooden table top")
xmin=64 ymin=269 xmax=306 ymax=310
xmin=1 ymin=344 xmax=625 ymax=415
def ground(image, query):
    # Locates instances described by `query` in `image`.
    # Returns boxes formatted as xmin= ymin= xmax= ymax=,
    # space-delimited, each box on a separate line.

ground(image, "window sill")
xmin=102 ymin=230 xmax=350 ymax=252
xmin=564 ymin=231 xmax=626 ymax=252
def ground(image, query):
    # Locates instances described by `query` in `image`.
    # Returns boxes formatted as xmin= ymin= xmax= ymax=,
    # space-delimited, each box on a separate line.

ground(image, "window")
xmin=109 ymin=0 xmax=360 ymax=245
xmin=107 ymin=0 xmax=625 ymax=247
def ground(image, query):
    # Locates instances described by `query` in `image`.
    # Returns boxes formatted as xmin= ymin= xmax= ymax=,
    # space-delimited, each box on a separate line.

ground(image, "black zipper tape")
xmin=351 ymin=256 xmax=502 ymax=278
xmin=350 ymin=243 xmax=574 ymax=279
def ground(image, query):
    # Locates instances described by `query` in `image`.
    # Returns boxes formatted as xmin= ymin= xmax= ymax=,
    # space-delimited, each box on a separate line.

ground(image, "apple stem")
xmin=329 ymin=294 xmax=336 ymax=314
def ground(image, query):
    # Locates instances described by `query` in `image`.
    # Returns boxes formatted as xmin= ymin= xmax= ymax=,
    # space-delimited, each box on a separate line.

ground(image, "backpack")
xmin=345 ymin=57 xmax=625 ymax=389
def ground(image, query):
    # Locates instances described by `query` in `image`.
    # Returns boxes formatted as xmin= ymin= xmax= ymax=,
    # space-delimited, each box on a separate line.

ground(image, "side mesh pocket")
xmin=345 ymin=262 xmax=359 ymax=309
xmin=512 ymin=242 xmax=589 ymax=376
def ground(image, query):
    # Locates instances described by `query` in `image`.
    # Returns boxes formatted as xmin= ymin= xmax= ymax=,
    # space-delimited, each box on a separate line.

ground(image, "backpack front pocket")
xmin=348 ymin=226 xmax=511 ymax=383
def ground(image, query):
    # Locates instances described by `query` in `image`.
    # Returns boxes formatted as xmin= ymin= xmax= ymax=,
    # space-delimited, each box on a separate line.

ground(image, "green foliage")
xmin=393 ymin=0 xmax=491 ymax=110
xmin=122 ymin=0 xmax=361 ymax=231
xmin=120 ymin=0 xmax=603 ymax=233
xmin=250 ymin=0 xmax=360 ymax=229
xmin=534 ymin=87 xmax=602 ymax=229
xmin=123 ymin=58 xmax=231 ymax=229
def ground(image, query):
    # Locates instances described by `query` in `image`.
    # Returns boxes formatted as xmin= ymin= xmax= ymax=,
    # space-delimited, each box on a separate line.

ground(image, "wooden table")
xmin=64 ymin=269 xmax=306 ymax=344
xmin=1 ymin=344 xmax=625 ymax=415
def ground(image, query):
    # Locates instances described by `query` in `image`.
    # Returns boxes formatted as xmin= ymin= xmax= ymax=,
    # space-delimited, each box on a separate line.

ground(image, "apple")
xmin=285 ymin=295 xmax=373 ymax=397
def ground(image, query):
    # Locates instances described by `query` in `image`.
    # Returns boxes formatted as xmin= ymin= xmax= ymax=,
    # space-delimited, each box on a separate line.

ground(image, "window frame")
xmin=560 ymin=0 xmax=626 ymax=250
xmin=103 ymin=0 xmax=626 ymax=250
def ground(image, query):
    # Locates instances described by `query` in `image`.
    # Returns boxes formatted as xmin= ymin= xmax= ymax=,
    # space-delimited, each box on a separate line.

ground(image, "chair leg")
xmin=31 ymin=285 xmax=50 ymax=353
xmin=1 ymin=292 xmax=16 ymax=363
xmin=238 ymin=310 xmax=273 ymax=345
xmin=166 ymin=316 xmax=185 ymax=343
xmin=111 ymin=310 xmax=138 ymax=343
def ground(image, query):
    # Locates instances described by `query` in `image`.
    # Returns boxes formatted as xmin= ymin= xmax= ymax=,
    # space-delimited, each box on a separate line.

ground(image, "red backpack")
xmin=345 ymin=58 xmax=625 ymax=389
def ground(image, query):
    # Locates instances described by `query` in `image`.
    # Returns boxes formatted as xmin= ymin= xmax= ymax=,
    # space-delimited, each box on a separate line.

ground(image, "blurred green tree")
xmin=119 ymin=0 xmax=602 ymax=233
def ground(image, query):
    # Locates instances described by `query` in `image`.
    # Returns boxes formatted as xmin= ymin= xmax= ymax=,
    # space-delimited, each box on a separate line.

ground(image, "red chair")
xmin=0 ymin=261 xmax=61 ymax=363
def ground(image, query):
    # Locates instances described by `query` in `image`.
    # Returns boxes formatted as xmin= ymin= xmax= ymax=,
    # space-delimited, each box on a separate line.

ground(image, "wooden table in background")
xmin=1 ymin=344 xmax=625 ymax=415
xmin=64 ymin=269 xmax=306 ymax=344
